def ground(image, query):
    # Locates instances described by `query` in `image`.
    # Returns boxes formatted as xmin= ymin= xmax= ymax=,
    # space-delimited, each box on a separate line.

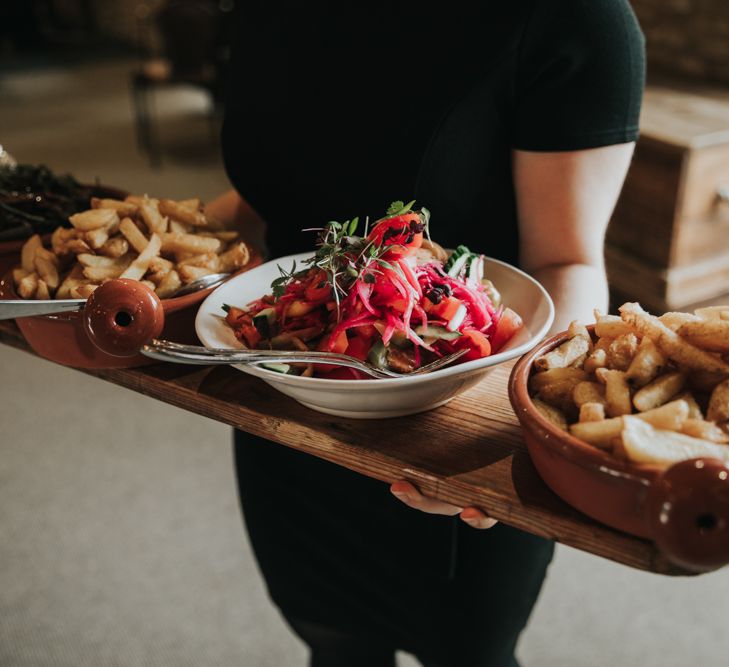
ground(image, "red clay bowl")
xmin=508 ymin=326 xmax=729 ymax=573
xmin=0 ymin=251 xmax=261 ymax=369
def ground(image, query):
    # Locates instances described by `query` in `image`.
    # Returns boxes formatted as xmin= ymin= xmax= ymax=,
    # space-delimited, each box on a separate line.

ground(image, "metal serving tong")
xmin=0 ymin=298 xmax=86 ymax=319
xmin=141 ymin=339 xmax=468 ymax=379
xmin=0 ymin=273 xmax=231 ymax=321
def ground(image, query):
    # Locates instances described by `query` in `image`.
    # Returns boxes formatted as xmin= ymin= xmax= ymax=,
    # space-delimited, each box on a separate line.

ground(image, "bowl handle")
xmin=646 ymin=457 xmax=729 ymax=573
xmin=82 ymin=279 xmax=164 ymax=357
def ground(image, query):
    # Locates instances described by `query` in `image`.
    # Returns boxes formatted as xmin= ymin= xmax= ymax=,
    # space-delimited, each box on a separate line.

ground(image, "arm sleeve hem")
xmin=513 ymin=126 xmax=640 ymax=153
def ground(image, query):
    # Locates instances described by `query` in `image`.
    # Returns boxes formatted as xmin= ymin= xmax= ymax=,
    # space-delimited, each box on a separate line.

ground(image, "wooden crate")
xmin=607 ymin=84 xmax=729 ymax=312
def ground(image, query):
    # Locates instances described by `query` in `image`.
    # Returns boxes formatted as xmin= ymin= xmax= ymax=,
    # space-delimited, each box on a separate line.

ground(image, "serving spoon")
xmin=0 ymin=272 xmax=231 ymax=320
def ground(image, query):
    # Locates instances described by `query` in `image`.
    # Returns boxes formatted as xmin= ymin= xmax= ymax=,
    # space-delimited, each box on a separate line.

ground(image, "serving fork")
xmin=141 ymin=339 xmax=468 ymax=379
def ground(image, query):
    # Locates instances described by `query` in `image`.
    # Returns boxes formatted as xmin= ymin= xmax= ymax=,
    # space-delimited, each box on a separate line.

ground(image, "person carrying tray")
xmin=206 ymin=2 xmax=646 ymax=665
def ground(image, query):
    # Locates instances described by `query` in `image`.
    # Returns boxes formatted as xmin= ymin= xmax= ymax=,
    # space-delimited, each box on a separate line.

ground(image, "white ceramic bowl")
xmin=196 ymin=253 xmax=554 ymax=418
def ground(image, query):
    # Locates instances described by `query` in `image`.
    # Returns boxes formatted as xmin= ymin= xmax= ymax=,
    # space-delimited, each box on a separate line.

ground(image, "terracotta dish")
xmin=509 ymin=327 xmax=729 ymax=573
xmin=0 ymin=251 xmax=261 ymax=369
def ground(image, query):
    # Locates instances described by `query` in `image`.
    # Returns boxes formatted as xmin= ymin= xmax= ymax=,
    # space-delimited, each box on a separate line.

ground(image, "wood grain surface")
xmin=0 ymin=321 xmax=691 ymax=576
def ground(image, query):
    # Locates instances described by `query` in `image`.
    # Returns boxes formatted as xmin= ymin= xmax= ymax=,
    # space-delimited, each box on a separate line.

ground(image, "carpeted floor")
xmin=1 ymin=57 xmax=729 ymax=667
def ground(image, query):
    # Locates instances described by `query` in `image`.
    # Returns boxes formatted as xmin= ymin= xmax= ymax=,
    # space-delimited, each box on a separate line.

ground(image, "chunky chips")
xmin=13 ymin=194 xmax=251 ymax=300
xmin=529 ymin=302 xmax=729 ymax=468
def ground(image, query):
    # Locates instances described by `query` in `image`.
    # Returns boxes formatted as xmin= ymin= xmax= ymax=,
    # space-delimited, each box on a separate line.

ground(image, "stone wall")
xmin=631 ymin=0 xmax=729 ymax=85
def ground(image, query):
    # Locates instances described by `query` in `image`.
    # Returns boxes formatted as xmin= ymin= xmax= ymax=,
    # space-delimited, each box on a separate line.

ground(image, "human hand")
xmin=390 ymin=480 xmax=497 ymax=529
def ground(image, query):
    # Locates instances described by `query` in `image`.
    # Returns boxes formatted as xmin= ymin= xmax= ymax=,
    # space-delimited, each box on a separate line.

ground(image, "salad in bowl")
xmin=221 ymin=201 xmax=523 ymax=379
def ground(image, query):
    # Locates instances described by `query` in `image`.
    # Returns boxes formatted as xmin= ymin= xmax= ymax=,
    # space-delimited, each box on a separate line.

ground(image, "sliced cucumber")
xmin=367 ymin=339 xmax=389 ymax=370
xmin=260 ymin=362 xmax=291 ymax=374
xmin=414 ymin=324 xmax=462 ymax=341
xmin=446 ymin=252 xmax=470 ymax=278
xmin=253 ymin=307 xmax=277 ymax=338
xmin=446 ymin=303 xmax=468 ymax=331
xmin=373 ymin=321 xmax=408 ymax=347
xmin=444 ymin=244 xmax=471 ymax=273
xmin=482 ymin=279 xmax=502 ymax=308
xmin=467 ymin=254 xmax=484 ymax=283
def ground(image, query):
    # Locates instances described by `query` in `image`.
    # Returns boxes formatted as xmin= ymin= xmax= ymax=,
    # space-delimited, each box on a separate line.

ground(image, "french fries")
xmin=708 ymin=380 xmax=729 ymax=423
xmin=570 ymin=416 xmax=624 ymax=449
xmin=21 ymin=234 xmax=42 ymax=273
xmin=595 ymin=368 xmax=632 ymax=417
xmin=606 ymin=333 xmax=638 ymax=371
xmin=159 ymin=198 xmax=208 ymax=228
xmin=531 ymin=303 xmax=729 ymax=469
xmin=120 ymin=233 xmax=162 ymax=281
xmin=529 ymin=368 xmax=588 ymax=393
xmin=12 ymin=193 xmax=251 ymax=301
xmin=572 ymin=381 xmax=606 ymax=407
xmin=533 ymin=399 xmax=568 ymax=431
xmin=160 ymin=232 xmax=221 ymax=256
xmin=621 ymin=417 xmax=729 ymax=466
xmin=680 ymin=418 xmax=729 ymax=444
xmin=625 ymin=337 xmax=665 ymax=387
xmin=534 ymin=333 xmax=590 ymax=371
xmin=119 ymin=217 xmax=149 ymax=253
xmin=579 ymin=402 xmax=605 ymax=423
xmin=90 ymin=197 xmax=139 ymax=217
xmin=619 ymin=302 xmax=729 ymax=376
xmin=632 ymin=371 xmax=685 ymax=412
xmin=678 ymin=319 xmax=729 ymax=353
xmin=69 ymin=208 xmax=119 ymax=231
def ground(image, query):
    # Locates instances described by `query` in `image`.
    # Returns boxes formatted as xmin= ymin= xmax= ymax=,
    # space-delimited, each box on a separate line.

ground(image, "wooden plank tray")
xmin=0 ymin=320 xmax=690 ymax=575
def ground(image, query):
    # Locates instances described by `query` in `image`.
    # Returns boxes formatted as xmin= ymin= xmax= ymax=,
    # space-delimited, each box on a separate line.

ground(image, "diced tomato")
xmin=489 ymin=307 xmax=523 ymax=353
xmin=314 ymin=331 xmax=349 ymax=377
xmin=425 ymin=296 xmax=462 ymax=322
xmin=225 ymin=306 xmax=244 ymax=320
xmin=239 ymin=325 xmax=262 ymax=348
xmin=457 ymin=329 xmax=492 ymax=361
xmin=225 ymin=306 xmax=249 ymax=327
xmin=388 ymin=297 xmax=408 ymax=313
xmin=326 ymin=329 xmax=349 ymax=354
xmin=356 ymin=324 xmax=378 ymax=341
xmin=285 ymin=300 xmax=318 ymax=318
xmin=304 ymin=271 xmax=331 ymax=302
xmin=371 ymin=280 xmax=399 ymax=304
xmin=367 ymin=212 xmax=423 ymax=258
xmin=345 ymin=336 xmax=370 ymax=361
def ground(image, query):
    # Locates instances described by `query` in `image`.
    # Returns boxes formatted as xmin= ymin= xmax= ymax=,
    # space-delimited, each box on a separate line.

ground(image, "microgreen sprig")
xmin=268 ymin=201 xmax=425 ymax=318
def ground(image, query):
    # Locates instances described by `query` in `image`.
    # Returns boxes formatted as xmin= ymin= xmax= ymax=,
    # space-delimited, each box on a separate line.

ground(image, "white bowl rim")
xmin=195 ymin=252 xmax=555 ymax=388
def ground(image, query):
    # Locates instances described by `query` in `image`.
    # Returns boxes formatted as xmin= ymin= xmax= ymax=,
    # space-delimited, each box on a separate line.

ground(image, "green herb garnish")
xmin=385 ymin=200 xmax=416 ymax=217
xmin=269 ymin=201 xmax=427 ymax=318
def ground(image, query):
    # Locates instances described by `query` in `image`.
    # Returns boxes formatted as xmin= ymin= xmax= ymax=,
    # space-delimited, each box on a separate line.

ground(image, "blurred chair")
xmin=131 ymin=0 xmax=233 ymax=166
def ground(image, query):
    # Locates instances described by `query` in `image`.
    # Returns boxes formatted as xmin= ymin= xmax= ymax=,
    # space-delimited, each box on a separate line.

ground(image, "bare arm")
xmin=391 ymin=143 xmax=636 ymax=527
xmin=514 ymin=143 xmax=636 ymax=331
xmin=205 ymin=189 xmax=268 ymax=257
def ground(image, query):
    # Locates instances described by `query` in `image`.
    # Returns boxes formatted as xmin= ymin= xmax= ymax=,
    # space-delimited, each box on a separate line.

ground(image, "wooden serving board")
xmin=0 ymin=320 xmax=691 ymax=576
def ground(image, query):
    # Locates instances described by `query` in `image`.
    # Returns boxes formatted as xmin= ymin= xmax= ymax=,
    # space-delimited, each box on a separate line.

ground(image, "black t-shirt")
xmin=222 ymin=0 xmax=644 ymax=266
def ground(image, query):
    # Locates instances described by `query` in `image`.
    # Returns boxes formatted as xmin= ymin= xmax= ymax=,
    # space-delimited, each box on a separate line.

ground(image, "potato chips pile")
xmin=12 ymin=195 xmax=251 ymax=300
xmin=530 ymin=302 xmax=729 ymax=468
